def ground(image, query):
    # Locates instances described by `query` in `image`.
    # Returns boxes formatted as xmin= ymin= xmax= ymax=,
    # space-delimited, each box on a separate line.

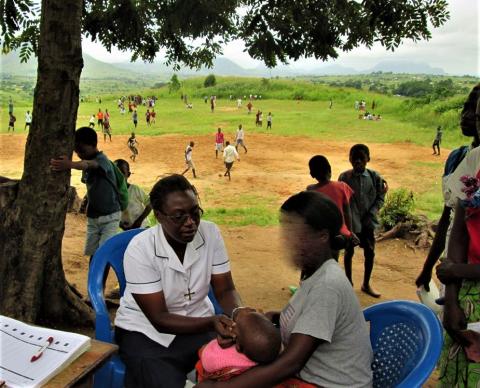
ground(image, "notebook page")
xmin=0 ymin=315 xmax=91 ymax=387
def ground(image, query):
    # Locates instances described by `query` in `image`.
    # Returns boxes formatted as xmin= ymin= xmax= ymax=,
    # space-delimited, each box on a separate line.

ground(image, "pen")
xmin=30 ymin=336 xmax=54 ymax=362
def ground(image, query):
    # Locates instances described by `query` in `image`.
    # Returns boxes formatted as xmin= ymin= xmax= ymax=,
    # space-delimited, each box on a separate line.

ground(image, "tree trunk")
xmin=0 ymin=0 xmax=92 ymax=324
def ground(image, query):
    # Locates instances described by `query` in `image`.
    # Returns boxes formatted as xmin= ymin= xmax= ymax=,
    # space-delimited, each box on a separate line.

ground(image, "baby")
xmin=197 ymin=309 xmax=281 ymax=381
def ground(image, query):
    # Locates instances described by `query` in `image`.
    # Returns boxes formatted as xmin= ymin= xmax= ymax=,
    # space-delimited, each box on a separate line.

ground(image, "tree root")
xmin=376 ymin=217 xmax=435 ymax=249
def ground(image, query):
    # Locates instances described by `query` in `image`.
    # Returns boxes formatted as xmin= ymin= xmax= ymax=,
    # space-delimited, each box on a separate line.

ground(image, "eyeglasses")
xmin=160 ymin=207 xmax=204 ymax=225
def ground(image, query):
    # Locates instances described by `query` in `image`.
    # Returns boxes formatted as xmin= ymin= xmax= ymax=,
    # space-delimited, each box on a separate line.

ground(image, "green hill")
xmin=0 ymin=51 xmax=137 ymax=79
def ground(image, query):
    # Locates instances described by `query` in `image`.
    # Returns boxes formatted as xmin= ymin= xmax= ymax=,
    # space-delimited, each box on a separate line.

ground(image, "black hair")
xmin=75 ymin=126 xmax=97 ymax=147
xmin=309 ymin=155 xmax=331 ymax=181
xmin=240 ymin=313 xmax=281 ymax=364
xmin=226 ymin=141 xmax=230 ymax=146
xmin=281 ymin=191 xmax=346 ymax=250
xmin=149 ymin=174 xmax=198 ymax=212
xmin=114 ymin=159 xmax=130 ymax=172
xmin=349 ymin=144 xmax=370 ymax=159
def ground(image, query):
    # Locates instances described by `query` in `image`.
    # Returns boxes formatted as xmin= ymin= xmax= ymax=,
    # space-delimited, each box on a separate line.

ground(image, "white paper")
xmin=0 ymin=315 xmax=91 ymax=387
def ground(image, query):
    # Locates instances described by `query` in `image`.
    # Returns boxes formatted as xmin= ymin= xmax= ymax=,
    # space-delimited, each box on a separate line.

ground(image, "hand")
xmin=461 ymin=330 xmax=480 ymax=361
xmin=350 ymin=233 xmax=360 ymax=247
xmin=50 ymin=156 xmax=72 ymax=171
xmin=443 ymin=303 xmax=468 ymax=345
xmin=415 ymin=268 xmax=432 ymax=291
xmin=212 ymin=315 xmax=235 ymax=349
xmin=436 ymin=262 xmax=460 ymax=284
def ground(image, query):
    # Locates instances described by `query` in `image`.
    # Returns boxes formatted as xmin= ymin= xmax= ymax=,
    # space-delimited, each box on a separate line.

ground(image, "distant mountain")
xmin=365 ymin=60 xmax=446 ymax=75
xmin=113 ymin=56 xmax=250 ymax=77
xmin=1 ymin=51 xmax=137 ymax=79
xmin=1 ymin=50 xmax=448 ymax=79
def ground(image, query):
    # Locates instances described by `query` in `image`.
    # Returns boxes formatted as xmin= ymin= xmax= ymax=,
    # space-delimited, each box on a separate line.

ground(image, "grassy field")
xmin=1 ymin=75 xmax=478 ymax=223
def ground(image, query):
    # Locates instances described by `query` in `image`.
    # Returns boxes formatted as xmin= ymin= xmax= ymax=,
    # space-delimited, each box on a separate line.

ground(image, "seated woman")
xmin=197 ymin=191 xmax=373 ymax=387
xmin=436 ymin=142 xmax=480 ymax=386
xmin=114 ymin=174 xmax=242 ymax=388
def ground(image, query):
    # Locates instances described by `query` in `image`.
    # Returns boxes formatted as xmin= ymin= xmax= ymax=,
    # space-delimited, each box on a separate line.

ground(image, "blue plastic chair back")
xmin=363 ymin=300 xmax=443 ymax=388
xmin=88 ymin=229 xmax=145 ymax=388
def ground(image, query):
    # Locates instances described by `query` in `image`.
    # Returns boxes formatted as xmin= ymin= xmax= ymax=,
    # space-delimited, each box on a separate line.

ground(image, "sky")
xmin=82 ymin=1 xmax=479 ymax=76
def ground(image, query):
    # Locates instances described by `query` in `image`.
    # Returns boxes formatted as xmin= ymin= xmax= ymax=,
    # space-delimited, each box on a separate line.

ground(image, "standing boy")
xmin=235 ymin=125 xmax=248 ymax=154
xmin=223 ymin=141 xmax=240 ymax=180
xmin=24 ymin=111 xmax=32 ymax=131
xmin=433 ymin=126 xmax=442 ymax=156
xmin=215 ymin=128 xmax=225 ymax=158
xmin=182 ymin=141 xmax=197 ymax=178
xmin=97 ymin=109 xmax=104 ymax=131
xmin=266 ymin=112 xmax=272 ymax=129
xmin=8 ymin=113 xmax=16 ymax=132
xmin=132 ymin=110 xmax=138 ymax=129
xmin=89 ymin=114 xmax=96 ymax=128
xmin=339 ymin=144 xmax=385 ymax=298
xmin=50 ymin=127 xmax=122 ymax=258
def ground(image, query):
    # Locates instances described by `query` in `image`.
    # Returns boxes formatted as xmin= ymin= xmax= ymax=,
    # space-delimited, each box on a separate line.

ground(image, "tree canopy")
xmin=2 ymin=0 xmax=449 ymax=67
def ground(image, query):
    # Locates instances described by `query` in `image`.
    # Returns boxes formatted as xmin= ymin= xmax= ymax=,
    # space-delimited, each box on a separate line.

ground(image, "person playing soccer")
xmin=127 ymin=132 xmax=139 ymax=162
xmin=235 ymin=125 xmax=248 ymax=154
xmin=223 ymin=141 xmax=240 ymax=181
xmin=182 ymin=141 xmax=197 ymax=178
xmin=215 ymin=128 xmax=225 ymax=159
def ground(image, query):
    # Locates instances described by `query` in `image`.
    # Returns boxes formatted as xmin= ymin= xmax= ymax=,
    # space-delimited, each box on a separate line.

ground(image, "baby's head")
xmin=233 ymin=311 xmax=281 ymax=364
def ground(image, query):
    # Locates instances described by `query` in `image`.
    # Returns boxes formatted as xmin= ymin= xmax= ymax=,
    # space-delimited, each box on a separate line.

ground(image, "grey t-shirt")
xmin=280 ymin=259 xmax=373 ymax=387
xmin=81 ymin=151 xmax=120 ymax=218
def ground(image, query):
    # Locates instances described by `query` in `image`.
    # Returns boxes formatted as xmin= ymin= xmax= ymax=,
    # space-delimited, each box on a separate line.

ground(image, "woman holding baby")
xmin=115 ymin=173 xmax=372 ymax=387
xmin=197 ymin=191 xmax=373 ymax=387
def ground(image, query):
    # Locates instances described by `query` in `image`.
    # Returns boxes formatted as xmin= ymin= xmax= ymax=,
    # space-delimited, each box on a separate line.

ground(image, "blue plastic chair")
xmin=88 ymin=228 xmax=223 ymax=388
xmin=363 ymin=300 xmax=443 ymax=388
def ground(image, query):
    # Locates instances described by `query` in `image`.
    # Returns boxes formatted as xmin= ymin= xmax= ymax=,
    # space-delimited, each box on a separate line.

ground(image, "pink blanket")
xmin=201 ymin=339 xmax=257 ymax=373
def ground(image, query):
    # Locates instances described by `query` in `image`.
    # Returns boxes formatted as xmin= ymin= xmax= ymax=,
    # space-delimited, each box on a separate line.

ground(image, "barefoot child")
xmin=339 ymin=144 xmax=386 ymax=297
xmin=127 ymin=133 xmax=139 ymax=161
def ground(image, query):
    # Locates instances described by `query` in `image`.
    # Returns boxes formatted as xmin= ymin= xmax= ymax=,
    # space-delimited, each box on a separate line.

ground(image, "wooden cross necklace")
xmin=184 ymin=269 xmax=195 ymax=301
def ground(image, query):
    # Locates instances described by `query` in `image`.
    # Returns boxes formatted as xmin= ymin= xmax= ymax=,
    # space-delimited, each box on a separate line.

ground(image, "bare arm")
xmin=416 ymin=205 xmax=452 ymax=290
xmin=50 ymin=156 xmax=99 ymax=171
xmin=440 ymin=201 xmax=470 ymax=342
xmin=196 ymin=334 xmax=321 ymax=388
xmin=130 ymin=204 xmax=152 ymax=229
xmin=343 ymin=202 xmax=353 ymax=234
xmin=211 ymin=272 xmax=242 ymax=317
xmin=132 ymin=292 xmax=233 ymax=337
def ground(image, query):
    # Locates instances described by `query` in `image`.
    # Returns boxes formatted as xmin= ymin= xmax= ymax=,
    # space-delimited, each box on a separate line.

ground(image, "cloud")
xmin=82 ymin=1 xmax=479 ymax=76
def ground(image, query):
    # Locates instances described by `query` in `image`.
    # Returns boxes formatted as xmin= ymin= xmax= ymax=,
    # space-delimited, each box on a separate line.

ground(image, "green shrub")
xmin=379 ymin=189 xmax=416 ymax=230
xmin=204 ymin=74 xmax=217 ymax=88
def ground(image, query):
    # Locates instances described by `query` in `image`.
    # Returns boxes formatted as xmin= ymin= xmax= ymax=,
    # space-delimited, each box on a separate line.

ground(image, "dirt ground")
xmin=1 ymin=133 xmax=442 ymax=309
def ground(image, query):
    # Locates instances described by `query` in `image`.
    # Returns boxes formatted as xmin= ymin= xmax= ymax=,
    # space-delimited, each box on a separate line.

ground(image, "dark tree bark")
xmin=0 ymin=0 xmax=92 ymax=324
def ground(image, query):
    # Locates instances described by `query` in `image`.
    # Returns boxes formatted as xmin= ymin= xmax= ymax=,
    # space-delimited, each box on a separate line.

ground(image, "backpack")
xmin=105 ymin=161 xmax=129 ymax=211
